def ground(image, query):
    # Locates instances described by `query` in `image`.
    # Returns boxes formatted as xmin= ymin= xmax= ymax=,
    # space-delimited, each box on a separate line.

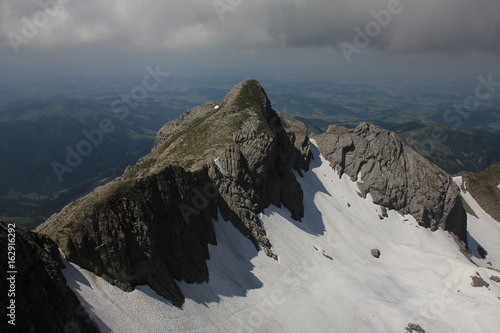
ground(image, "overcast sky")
xmin=1 ymin=0 xmax=499 ymax=83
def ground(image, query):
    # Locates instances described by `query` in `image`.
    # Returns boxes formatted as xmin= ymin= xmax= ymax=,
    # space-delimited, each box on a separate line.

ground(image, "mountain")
xmin=37 ymin=79 xmax=312 ymax=306
xmin=312 ymin=122 xmax=467 ymax=247
xmin=392 ymin=121 xmax=500 ymax=174
xmin=18 ymin=80 xmax=500 ymax=332
xmin=58 ymin=143 xmax=500 ymax=333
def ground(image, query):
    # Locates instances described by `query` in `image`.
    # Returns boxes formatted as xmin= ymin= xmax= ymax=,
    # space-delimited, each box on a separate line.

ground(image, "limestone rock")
xmin=313 ymin=122 xmax=468 ymax=248
xmin=490 ymin=275 xmax=500 ymax=283
xmin=471 ymin=272 xmax=489 ymax=288
xmin=284 ymin=118 xmax=313 ymax=172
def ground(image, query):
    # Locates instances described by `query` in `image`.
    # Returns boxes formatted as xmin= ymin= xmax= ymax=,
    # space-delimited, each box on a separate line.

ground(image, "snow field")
xmin=64 ymin=143 xmax=500 ymax=332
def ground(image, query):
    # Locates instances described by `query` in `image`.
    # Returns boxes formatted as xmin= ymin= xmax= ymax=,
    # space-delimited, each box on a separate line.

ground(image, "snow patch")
xmin=214 ymin=157 xmax=224 ymax=174
xmin=453 ymin=176 xmax=463 ymax=188
xmin=454 ymin=176 xmax=500 ymax=268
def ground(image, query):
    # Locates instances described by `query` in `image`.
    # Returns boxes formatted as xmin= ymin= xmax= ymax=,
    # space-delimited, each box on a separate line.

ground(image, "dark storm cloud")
xmin=1 ymin=0 xmax=499 ymax=55
xmin=260 ymin=0 xmax=500 ymax=55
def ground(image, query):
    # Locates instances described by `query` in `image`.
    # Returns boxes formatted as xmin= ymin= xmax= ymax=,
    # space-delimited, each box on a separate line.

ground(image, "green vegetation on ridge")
xmin=393 ymin=121 xmax=500 ymax=174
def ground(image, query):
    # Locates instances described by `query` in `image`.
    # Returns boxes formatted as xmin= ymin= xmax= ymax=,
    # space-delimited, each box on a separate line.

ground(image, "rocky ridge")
xmin=312 ymin=122 xmax=468 ymax=247
xmin=0 ymin=219 xmax=98 ymax=333
xmin=38 ymin=79 xmax=312 ymax=306
xmin=36 ymin=80 xmax=470 ymax=312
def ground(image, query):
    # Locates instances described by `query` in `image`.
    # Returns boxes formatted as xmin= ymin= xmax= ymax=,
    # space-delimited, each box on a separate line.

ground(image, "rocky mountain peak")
xmin=36 ymin=81 xmax=469 ymax=312
xmin=219 ymin=79 xmax=270 ymax=112
xmin=37 ymin=79 xmax=312 ymax=307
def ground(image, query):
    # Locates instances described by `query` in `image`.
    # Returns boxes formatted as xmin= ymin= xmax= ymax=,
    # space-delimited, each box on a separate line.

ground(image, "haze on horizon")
xmin=0 ymin=0 xmax=499 ymax=84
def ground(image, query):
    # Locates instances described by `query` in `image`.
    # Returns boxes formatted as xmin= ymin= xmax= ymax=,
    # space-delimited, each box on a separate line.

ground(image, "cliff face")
xmin=313 ymin=122 xmax=468 ymax=247
xmin=38 ymin=79 xmax=311 ymax=306
xmin=0 ymin=219 xmax=98 ymax=333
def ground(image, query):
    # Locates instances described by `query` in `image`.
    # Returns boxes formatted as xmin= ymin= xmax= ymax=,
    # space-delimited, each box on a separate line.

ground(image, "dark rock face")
xmin=39 ymin=167 xmax=218 ymax=307
xmin=283 ymin=118 xmax=312 ymax=172
xmin=38 ymin=79 xmax=311 ymax=306
xmin=0 ymin=219 xmax=98 ymax=333
xmin=313 ymin=122 xmax=468 ymax=247
xmin=209 ymin=82 xmax=311 ymax=253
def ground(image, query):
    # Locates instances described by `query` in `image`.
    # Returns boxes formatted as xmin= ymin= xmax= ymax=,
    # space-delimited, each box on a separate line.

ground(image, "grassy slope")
xmin=457 ymin=163 xmax=500 ymax=223
xmin=392 ymin=121 xmax=500 ymax=174
xmin=128 ymin=79 xmax=270 ymax=176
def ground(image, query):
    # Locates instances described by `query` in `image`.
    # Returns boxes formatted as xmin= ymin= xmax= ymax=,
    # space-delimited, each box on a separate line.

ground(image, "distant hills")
xmin=0 ymin=98 xmax=165 ymax=227
xmin=392 ymin=121 xmax=500 ymax=175
xmin=428 ymin=106 xmax=500 ymax=133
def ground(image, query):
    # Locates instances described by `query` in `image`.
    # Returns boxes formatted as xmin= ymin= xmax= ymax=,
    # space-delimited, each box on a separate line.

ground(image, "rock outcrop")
xmin=38 ymin=79 xmax=311 ymax=306
xmin=313 ymin=122 xmax=467 ymax=247
xmin=405 ymin=323 xmax=426 ymax=333
xmin=0 ymin=219 xmax=98 ymax=333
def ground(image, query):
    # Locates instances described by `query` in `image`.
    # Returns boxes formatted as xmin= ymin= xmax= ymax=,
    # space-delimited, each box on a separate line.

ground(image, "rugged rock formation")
xmin=39 ymin=167 xmax=218 ymax=307
xmin=313 ymin=122 xmax=468 ymax=247
xmin=0 ymin=219 xmax=98 ymax=333
xmin=470 ymin=272 xmax=489 ymax=288
xmin=283 ymin=118 xmax=312 ymax=173
xmin=38 ymin=79 xmax=311 ymax=306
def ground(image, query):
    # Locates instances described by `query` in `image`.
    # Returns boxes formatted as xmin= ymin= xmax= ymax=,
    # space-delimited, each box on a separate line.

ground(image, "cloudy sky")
xmin=1 ymin=0 xmax=499 ymax=82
